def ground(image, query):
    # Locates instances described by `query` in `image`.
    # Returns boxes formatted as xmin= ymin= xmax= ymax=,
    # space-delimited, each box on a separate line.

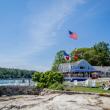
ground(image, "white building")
xmin=59 ymin=59 xmax=96 ymax=73
xmin=93 ymin=66 xmax=110 ymax=77
xmin=58 ymin=59 xmax=110 ymax=81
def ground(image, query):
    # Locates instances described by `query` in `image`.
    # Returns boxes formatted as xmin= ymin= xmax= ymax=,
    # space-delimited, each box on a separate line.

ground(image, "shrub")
xmin=32 ymin=71 xmax=64 ymax=89
xmin=37 ymin=82 xmax=46 ymax=89
xmin=48 ymin=82 xmax=64 ymax=90
xmin=32 ymin=71 xmax=42 ymax=82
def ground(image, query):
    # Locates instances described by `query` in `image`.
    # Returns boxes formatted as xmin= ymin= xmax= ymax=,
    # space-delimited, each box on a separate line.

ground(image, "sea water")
xmin=0 ymin=79 xmax=34 ymax=86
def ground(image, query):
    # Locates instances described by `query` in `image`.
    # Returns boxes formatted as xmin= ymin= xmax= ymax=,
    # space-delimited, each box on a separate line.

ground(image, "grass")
xmin=63 ymin=79 xmax=110 ymax=94
xmin=66 ymin=86 xmax=110 ymax=94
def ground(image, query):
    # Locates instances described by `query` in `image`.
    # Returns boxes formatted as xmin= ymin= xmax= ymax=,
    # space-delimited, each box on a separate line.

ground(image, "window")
xmin=80 ymin=66 xmax=85 ymax=69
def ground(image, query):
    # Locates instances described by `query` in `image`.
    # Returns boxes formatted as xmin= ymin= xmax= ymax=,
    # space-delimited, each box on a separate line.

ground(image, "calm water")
xmin=0 ymin=79 xmax=35 ymax=86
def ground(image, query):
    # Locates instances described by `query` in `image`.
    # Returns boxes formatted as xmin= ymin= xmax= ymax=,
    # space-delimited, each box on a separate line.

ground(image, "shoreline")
xmin=0 ymin=85 xmax=110 ymax=97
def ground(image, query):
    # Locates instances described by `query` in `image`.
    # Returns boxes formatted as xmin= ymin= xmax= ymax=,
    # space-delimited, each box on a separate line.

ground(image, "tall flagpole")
xmin=64 ymin=51 xmax=71 ymax=81
xmin=68 ymin=56 xmax=71 ymax=81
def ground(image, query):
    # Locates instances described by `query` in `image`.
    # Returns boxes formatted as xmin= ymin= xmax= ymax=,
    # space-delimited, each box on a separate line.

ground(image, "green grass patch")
xmin=66 ymin=86 xmax=110 ymax=94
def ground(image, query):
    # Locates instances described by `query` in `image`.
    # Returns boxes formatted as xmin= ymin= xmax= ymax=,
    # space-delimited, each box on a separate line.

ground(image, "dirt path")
xmin=0 ymin=94 xmax=110 ymax=110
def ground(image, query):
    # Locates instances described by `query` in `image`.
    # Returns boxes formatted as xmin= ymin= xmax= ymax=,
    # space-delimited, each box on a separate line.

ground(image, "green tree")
xmin=51 ymin=50 xmax=67 ymax=71
xmin=93 ymin=41 xmax=110 ymax=66
xmin=51 ymin=41 xmax=110 ymax=69
xmin=0 ymin=67 xmax=34 ymax=79
xmin=70 ymin=48 xmax=92 ymax=62
xmin=70 ymin=42 xmax=110 ymax=66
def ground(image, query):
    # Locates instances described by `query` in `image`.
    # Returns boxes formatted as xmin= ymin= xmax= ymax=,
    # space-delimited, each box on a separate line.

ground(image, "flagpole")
xmin=63 ymin=51 xmax=71 ymax=81
xmin=68 ymin=57 xmax=71 ymax=82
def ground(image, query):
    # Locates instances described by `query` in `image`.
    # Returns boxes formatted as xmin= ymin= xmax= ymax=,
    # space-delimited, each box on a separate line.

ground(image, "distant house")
xmin=93 ymin=66 xmax=110 ymax=77
xmin=58 ymin=59 xmax=99 ymax=81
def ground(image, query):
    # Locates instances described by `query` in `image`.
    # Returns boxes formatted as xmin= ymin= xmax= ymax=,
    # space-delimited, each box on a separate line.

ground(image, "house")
xmin=93 ymin=66 xmax=110 ymax=77
xmin=58 ymin=59 xmax=99 ymax=81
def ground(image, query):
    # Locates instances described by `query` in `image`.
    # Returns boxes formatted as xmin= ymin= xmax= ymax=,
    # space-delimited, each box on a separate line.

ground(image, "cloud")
xmin=0 ymin=0 xmax=85 ymax=71
xmin=20 ymin=0 xmax=85 ymax=55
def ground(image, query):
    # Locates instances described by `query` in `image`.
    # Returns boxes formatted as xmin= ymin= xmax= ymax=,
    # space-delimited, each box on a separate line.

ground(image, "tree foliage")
xmin=0 ymin=67 xmax=35 ymax=79
xmin=51 ymin=50 xmax=67 ymax=71
xmin=32 ymin=71 xmax=42 ymax=82
xmin=32 ymin=71 xmax=64 ymax=89
xmin=93 ymin=41 xmax=110 ymax=66
xmin=52 ymin=41 xmax=110 ymax=71
xmin=70 ymin=48 xmax=92 ymax=62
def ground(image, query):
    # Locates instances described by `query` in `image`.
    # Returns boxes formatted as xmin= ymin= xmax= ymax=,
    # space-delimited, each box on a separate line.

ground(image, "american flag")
xmin=69 ymin=31 xmax=78 ymax=40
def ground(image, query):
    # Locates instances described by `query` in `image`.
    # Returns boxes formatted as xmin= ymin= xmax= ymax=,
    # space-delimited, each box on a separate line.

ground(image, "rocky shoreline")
xmin=0 ymin=92 xmax=110 ymax=110
xmin=0 ymin=86 xmax=110 ymax=110
xmin=0 ymin=86 xmax=40 ymax=96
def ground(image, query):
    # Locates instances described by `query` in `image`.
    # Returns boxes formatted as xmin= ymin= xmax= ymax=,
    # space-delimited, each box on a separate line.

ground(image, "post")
xmin=68 ymin=60 xmax=72 ymax=81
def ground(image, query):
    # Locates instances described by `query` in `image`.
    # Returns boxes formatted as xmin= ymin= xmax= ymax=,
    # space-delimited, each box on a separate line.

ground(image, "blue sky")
xmin=0 ymin=0 xmax=110 ymax=71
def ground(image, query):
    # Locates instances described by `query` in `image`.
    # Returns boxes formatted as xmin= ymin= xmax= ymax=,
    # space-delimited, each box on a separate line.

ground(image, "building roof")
xmin=93 ymin=66 xmax=110 ymax=72
xmin=72 ymin=59 xmax=93 ymax=67
xmin=58 ymin=59 xmax=97 ymax=73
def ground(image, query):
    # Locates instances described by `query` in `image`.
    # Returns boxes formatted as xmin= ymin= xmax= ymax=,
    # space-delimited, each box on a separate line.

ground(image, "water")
xmin=0 ymin=79 xmax=35 ymax=86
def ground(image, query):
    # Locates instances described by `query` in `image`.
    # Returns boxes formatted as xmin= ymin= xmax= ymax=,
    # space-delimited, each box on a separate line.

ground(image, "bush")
xmin=37 ymin=82 xmax=46 ymax=89
xmin=48 ymin=82 xmax=64 ymax=90
xmin=32 ymin=71 xmax=64 ymax=89
xmin=32 ymin=71 xmax=42 ymax=82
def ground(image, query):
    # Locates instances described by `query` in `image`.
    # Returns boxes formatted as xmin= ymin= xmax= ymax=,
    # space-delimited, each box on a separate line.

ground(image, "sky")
xmin=0 ymin=0 xmax=110 ymax=71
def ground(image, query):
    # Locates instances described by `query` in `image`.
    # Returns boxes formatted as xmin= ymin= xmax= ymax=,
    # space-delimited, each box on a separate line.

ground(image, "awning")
xmin=70 ymin=69 xmax=99 ymax=72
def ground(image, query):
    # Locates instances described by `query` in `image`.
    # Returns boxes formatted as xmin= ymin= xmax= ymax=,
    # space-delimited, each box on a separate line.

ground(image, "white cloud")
xmin=0 ymin=0 xmax=85 ymax=71
xmin=20 ymin=0 xmax=85 ymax=56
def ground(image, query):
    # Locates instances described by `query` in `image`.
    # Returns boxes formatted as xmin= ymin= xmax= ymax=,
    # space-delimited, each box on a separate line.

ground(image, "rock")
xmin=0 ymin=94 xmax=110 ymax=110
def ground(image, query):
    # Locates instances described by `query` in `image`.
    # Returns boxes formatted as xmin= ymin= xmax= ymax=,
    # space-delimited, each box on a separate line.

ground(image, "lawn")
xmin=67 ymin=86 xmax=110 ymax=94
